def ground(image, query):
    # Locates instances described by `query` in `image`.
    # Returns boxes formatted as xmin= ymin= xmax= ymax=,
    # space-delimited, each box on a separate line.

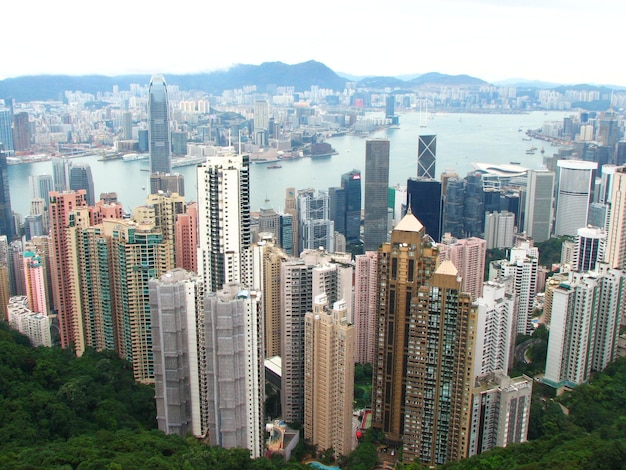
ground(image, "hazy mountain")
xmin=408 ymin=72 xmax=487 ymax=87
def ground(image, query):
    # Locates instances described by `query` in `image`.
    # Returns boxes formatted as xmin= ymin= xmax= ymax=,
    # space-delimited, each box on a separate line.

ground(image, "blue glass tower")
xmin=148 ymin=74 xmax=172 ymax=174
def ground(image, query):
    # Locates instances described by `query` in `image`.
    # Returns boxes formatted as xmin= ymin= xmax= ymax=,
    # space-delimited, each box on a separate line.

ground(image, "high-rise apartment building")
xmin=23 ymin=251 xmax=47 ymax=315
xmin=372 ymin=211 xmax=440 ymax=452
xmin=484 ymin=211 xmax=515 ymax=249
xmin=474 ymin=281 xmax=515 ymax=377
xmin=281 ymin=260 xmax=313 ymax=425
xmin=148 ymin=74 xmax=172 ymax=174
xmin=605 ymin=165 xmax=626 ymax=270
xmin=417 ymin=134 xmax=436 ymax=179
xmin=468 ymin=372 xmax=532 ymax=456
xmin=304 ymin=295 xmax=355 ymax=457
xmin=48 ymin=190 xmax=88 ymax=353
xmin=284 ymin=187 xmax=299 ymax=256
xmin=573 ymin=225 xmax=605 ymax=272
xmin=363 ymin=139 xmax=390 ymax=251
xmin=149 ymin=269 xmax=205 ymax=437
xmin=197 ymin=152 xmax=251 ymax=293
xmin=7 ymin=295 xmax=51 ymax=347
xmin=554 ymin=160 xmax=597 ymax=236
xmin=523 ymin=169 xmax=555 ymax=242
xmin=150 ymin=173 xmax=184 ymax=196
xmin=442 ymin=236 xmax=486 ymax=301
xmin=175 ymin=202 xmax=198 ymax=274
xmin=353 ymin=251 xmax=378 ymax=364
xmin=402 ymin=260 xmax=476 ymax=464
xmin=12 ymin=111 xmax=31 ymax=152
xmin=204 ymin=284 xmax=264 ymax=457
xmin=544 ymin=264 xmax=624 ymax=387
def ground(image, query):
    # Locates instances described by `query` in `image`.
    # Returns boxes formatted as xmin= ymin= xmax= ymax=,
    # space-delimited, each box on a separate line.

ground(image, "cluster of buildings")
xmin=1 ymin=73 xmax=626 ymax=467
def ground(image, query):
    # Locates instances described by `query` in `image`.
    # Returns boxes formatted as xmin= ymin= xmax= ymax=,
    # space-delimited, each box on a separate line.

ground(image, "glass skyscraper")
xmin=363 ymin=139 xmax=390 ymax=251
xmin=148 ymin=74 xmax=172 ymax=174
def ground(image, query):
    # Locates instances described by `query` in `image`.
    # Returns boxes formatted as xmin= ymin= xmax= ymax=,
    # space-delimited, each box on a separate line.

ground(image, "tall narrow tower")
xmin=417 ymin=134 xmax=436 ymax=179
xmin=364 ymin=139 xmax=390 ymax=251
xmin=524 ymin=169 xmax=555 ymax=242
xmin=197 ymin=152 xmax=251 ymax=293
xmin=148 ymin=74 xmax=172 ymax=174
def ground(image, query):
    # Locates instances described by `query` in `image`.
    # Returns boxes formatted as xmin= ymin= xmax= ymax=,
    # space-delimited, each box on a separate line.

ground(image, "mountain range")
xmin=0 ymin=60 xmax=617 ymax=103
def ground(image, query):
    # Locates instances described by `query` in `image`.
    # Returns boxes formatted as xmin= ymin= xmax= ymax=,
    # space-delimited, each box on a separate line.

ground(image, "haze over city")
xmin=4 ymin=0 xmax=626 ymax=86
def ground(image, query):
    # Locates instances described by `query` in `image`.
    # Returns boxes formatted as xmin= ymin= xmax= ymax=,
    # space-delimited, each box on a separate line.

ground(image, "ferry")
xmin=122 ymin=153 xmax=149 ymax=162
xmin=267 ymin=164 xmax=282 ymax=169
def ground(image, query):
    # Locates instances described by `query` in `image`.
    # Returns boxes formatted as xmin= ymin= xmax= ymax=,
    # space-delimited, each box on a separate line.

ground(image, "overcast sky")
xmin=2 ymin=0 xmax=624 ymax=85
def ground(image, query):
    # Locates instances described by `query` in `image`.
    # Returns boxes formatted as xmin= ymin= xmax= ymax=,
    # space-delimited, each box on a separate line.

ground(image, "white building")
xmin=7 ymin=296 xmax=51 ymax=347
xmin=554 ymin=160 xmax=597 ymax=237
xmin=484 ymin=211 xmax=515 ymax=249
xmin=524 ymin=169 xmax=555 ymax=243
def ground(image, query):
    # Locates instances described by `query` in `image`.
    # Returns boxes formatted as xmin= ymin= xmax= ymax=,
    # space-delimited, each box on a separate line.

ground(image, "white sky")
xmin=1 ymin=0 xmax=624 ymax=85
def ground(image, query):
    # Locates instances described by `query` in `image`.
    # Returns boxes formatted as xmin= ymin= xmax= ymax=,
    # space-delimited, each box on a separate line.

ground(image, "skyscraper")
xmin=554 ymin=160 xmax=597 ymax=236
xmin=573 ymin=225 xmax=605 ymax=272
xmin=304 ymin=295 xmax=355 ymax=458
xmin=297 ymin=189 xmax=334 ymax=253
xmin=150 ymin=173 xmax=185 ymax=196
xmin=417 ymin=134 xmax=436 ymax=179
xmin=175 ymin=202 xmax=198 ymax=273
xmin=605 ymin=165 xmax=626 ymax=270
xmin=407 ymin=177 xmax=443 ymax=242
xmin=372 ymin=211 xmax=440 ymax=451
xmin=0 ymin=107 xmax=14 ymax=154
xmin=341 ymin=169 xmax=362 ymax=244
xmin=402 ymin=260 xmax=476 ymax=464
xmin=444 ymin=236 xmax=487 ymax=301
xmin=69 ymin=162 xmax=96 ymax=206
xmin=197 ymin=152 xmax=251 ymax=293
xmin=484 ymin=211 xmax=515 ymax=249
xmin=523 ymin=169 xmax=555 ymax=242
xmin=148 ymin=74 xmax=172 ymax=174
xmin=353 ymin=251 xmax=378 ymax=364
xmin=363 ymin=139 xmax=390 ymax=251
xmin=12 ymin=111 xmax=31 ymax=152
xmin=0 ymin=150 xmax=15 ymax=239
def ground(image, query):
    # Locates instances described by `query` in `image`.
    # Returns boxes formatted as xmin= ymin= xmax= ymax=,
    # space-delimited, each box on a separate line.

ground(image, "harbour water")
xmin=8 ymin=111 xmax=568 ymax=217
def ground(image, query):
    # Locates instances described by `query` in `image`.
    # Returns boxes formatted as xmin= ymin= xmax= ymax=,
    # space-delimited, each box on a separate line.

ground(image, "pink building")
xmin=175 ymin=202 xmax=198 ymax=274
xmin=444 ymin=237 xmax=487 ymax=300
xmin=353 ymin=251 xmax=378 ymax=364
xmin=23 ymin=251 xmax=48 ymax=315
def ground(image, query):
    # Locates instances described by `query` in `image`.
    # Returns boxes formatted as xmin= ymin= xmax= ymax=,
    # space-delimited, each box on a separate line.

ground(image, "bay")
xmin=8 ymin=111 xmax=568 ymax=217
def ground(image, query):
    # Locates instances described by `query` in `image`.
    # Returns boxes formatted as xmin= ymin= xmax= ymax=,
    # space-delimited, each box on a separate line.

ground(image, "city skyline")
xmin=3 ymin=0 xmax=626 ymax=86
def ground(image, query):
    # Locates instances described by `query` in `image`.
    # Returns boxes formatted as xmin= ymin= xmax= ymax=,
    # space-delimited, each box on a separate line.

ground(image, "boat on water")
xmin=122 ymin=153 xmax=149 ymax=161
xmin=267 ymin=164 xmax=282 ymax=169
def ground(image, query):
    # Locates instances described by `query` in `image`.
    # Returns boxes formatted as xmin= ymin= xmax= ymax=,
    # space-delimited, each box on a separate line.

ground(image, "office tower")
xmin=390 ymin=184 xmax=407 ymax=226
xmin=7 ymin=296 xmax=52 ymax=347
xmin=464 ymin=173 xmax=485 ymax=237
xmin=0 ymin=108 xmax=14 ymax=154
xmin=363 ymin=139 xmax=390 ymax=250
xmin=30 ymin=174 xmax=54 ymax=206
xmin=444 ymin=237 xmax=487 ymax=300
xmin=148 ymin=74 xmax=172 ymax=174
xmin=122 ymin=111 xmax=133 ymax=140
xmin=149 ymin=269 xmax=204 ymax=437
xmin=474 ymin=282 xmax=515 ymax=377
xmin=256 ymin=240 xmax=289 ymax=358
xmin=417 ymin=134 xmax=436 ymax=179
xmin=573 ymin=226 xmax=605 ymax=272
xmin=197 ymin=152 xmax=251 ymax=293
xmin=554 ymin=160 xmax=597 ymax=236
xmin=407 ymin=177 xmax=443 ymax=242
xmin=69 ymin=163 xmax=96 ymax=206
xmin=138 ymin=129 xmax=149 ymax=152
xmin=385 ymin=95 xmax=395 ymax=119
xmin=52 ymin=158 xmax=71 ymax=192
xmin=401 ymin=260 xmax=476 ymax=464
xmin=0 ymin=151 xmax=14 ymax=240
xmin=150 ymin=173 xmax=185 ymax=196
xmin=304 ymin=295 xmax=355 ymax=457
xmin=328 ymin=186 xmax=346 ymax=238
xmin=372 ymin=212 xmax=440 ymax=448
xmin=544 ymin=264 xmax=624 ymax=387
xmin=605 ymin=166 xmax=626 ymax=270
xmin=12 ymin=111 xmax=31 ymax=152
xmin=596 ymin=111 xmax=619 ymax=159
xmin=23 ymin=251 xmax=47 ymax=315
xmin=48 ymin=190 xmax=88 ymax=352
xmin=490 ymin=242 xmax=538 ymax=336
xmin=354 ymin=251 xmax=378 ymax=364
xmin=484 ymin=211 xmax=515 ymax=249
xmin=443 ymin=177 xmax=466 ymax=237
xmin=523 ymin=169 xmax=555 ymax=242
xmin=171 ymin=131 xmax=187 ymax=155
xmin=297 ymin=189 xmax=334 ymax=253
xmin=468 ymin=372 xmax=532 ymax=456
xmin=175 ymin=202 xmax=198 ymax=274
xmin=281 ymin=260 xmax=313 ymax=425
xmin=204 ymin=284 xmax=264 ymax=457
xmin=258 ymin=206 xmax=294 ymax=256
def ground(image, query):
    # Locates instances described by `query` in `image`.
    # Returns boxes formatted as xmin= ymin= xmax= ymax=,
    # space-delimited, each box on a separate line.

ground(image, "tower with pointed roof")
xmin=372 ymin=211 xmax=477 ymax=465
